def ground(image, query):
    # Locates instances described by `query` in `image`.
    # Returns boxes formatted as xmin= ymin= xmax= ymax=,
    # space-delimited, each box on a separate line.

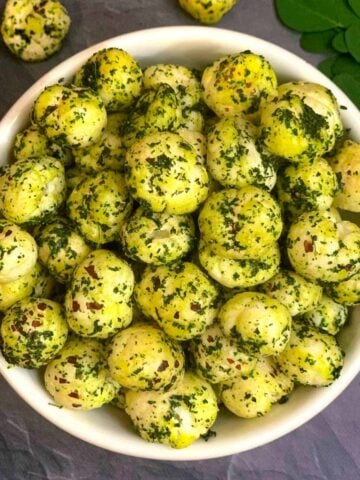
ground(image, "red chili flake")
xmin=303 ymin=240 xmax=314 ymax=253
xmin=72 ymin=301 xmax=80 ymax=312
xmin=190 ymin=302 xmax=201 ymax=312
xmin=207 ymin=335 xmax=215 ymax=343
xmin=342 ymin=264 xmax=353 ymax=272
xmin=227 ymin=358 xmax=235 ymax=364
xmin=157 ymin=360 xmax=169 ymax=372
xmin=174 ymin=311 xmax=180 ymax=319
xmin=37 ymin=303 xmax=47 ymax=311
xmin=235 ymin=364 xmax=242 ymax=370
xmin=84 ymin=265 xmax=99 ymax=280
xmin=31 ymin=320 xmax=42 ymax=328
xmin=68 ymin=392 xmax=79 ymax=399
xmin=12 ymin=324 xmax=24 ymax=335
xmin=5 ymin=230 xmax=12 ymax=237
xmin=22 ymin=315 xmax=27 ymax=322
xmin=146 ymin=157 xmax=155 ymax=164
xmin=86 ymin=301 xmax=103 ymax=310
xmin=174 ymin=360 xmax=180 ymax=368
xmin=67 ymin=356 xmax=77 ymax=364
xmin=72 ymin=404 xmax=82 ymax=408
xmin=58 ymin=378 xmax=68 ymax=384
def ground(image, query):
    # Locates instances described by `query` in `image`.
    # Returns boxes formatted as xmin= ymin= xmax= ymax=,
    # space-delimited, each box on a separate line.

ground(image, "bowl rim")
xmin=0 ymin=25 xmax=359 ymax=461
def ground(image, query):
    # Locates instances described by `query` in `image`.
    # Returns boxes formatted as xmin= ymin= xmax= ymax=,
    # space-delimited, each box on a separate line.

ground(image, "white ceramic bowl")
xmin=0 ymin=26 xmax=359 ymax=461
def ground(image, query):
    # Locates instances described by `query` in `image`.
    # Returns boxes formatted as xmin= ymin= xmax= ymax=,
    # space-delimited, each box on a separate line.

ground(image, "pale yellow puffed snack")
xmin=276 ymin=158 xmax=338 ymax=222
xmin=67 ymin=170 xmax=133 ymax=244
xmin=33 ymin=85 xmax=107 ymax=149
xmin=36 ymin=219 xmax=91 ymax=283
xmin=1 ymin=298 xmax=68 ymax=368
xmin=260 ymin=270 xmax=322 ymax=317
xmin=45 ymin=337 xmax=119 ymax=410
xmin=0 ymin=262 xmax=48 ymax=311
xmin=329 ymin=140 xmax=360 ymax=212
xmin=302 ymin=295 xmax=348 ymax=336
xmin=219 ymin=292 xmax=291 ymax=356
xmin=189 ymin=323 xmax=257 ymax=384
xmin=32 ymin=84 xmax=69 ymax=125
xmin=179 ymin=0 xmax=237 ymax=24
xmin=125 ymin=371 xmax=218 ymax=449
xmin=143 ymin=64 xmax=201 ymax=108
xmin=13 ymin=124 xmax=72 ymax=165
xmin=325 ymin=272 xmax=360 ymax=306
xmin=260 ymin=82 xmax=343 ymax=164
xmin=121 ymin=84 xmax=182 ymax=148
xmin=220 ymin=356 xmax=293 ymax=418
xmin=125 ymin=132 xmax=209 ymax=214
xmin=279 ymin=82 xmax=343 ymax=153
xmin=108 ymin=324 xmax=185 ymax=391
xmin=198 ymin=186 xmax=282 ymax=259
xmin=1 ymin=0 xmax=70 ymax=61
xmin=121 ymin=207 xmax=195 ymax=265
xmin=277 ymin=321 xmax=344 ymax=387
xmin=135 ymin=262 xmax=219 ymax=341
xmin=0 ymin=156 xmax=66 ymax=225
xmin=73 ymin=47 xmax=143 ymax=112
xmin=72 ymin=112 xmax=127 ymax=173
xmin=287 ymin=210 xmax=360 ymax=283
xmin=198 ymin=239 xmax=280 ymax=289
xmin=0 ymin=220 xmax=37 ymax=283
xmin=207 ymin=116 xmax=277 ymax=191
xmin=178 ymin=108 xmax=205 ymax=132
xmin=202 ymin=51 xmax=277 ymax=119
xmin=178 ymin=130 xmax=207 ymax=164
xmin=65 ymin=249 xmax=134 ymax=339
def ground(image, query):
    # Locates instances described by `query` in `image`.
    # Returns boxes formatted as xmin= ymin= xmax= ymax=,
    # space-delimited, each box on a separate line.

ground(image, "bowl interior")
xmin=0 ymin=26 xmax=359 ymax=461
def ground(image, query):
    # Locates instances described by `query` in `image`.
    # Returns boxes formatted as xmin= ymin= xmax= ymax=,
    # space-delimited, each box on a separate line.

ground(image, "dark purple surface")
xmin=0 ymin=1 xmax=359 ymax=479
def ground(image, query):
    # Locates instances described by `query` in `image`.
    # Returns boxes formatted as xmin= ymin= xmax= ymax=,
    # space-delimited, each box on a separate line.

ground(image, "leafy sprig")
xmin=275 ymin=0 xmax=360 ymax=108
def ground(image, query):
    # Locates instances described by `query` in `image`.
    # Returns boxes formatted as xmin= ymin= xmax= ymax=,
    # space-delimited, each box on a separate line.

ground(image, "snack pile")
xmin=0 ymin=46 xmax=358 ymax=449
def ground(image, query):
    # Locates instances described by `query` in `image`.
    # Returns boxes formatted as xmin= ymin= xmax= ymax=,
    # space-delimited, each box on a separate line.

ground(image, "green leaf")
xmin=348 ymin=0 xmax=360 ymax=18
xmin=337 ymin=0 xmax=360 ymax=24
xmin=345 ymin=23 xmax=360 ymax=62
xmin=318 ymin=56 xmax=338 ymax=77
xmin=332 ymin=73 xmax=360 ymax=108
xmin=332 ymin=31 xmax=348 ymax=52
xmin=332 ymin=54 xmax=360 ymax=79
xmin=276 ymin=0 xmax=357 ymax=32
xmin=300 ymin=30 xmax=337 ymax=53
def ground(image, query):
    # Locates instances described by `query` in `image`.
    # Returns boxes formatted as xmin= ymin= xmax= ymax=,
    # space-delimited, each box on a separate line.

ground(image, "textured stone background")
xmin=0 ymin=1 xmax=359 ymax=479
